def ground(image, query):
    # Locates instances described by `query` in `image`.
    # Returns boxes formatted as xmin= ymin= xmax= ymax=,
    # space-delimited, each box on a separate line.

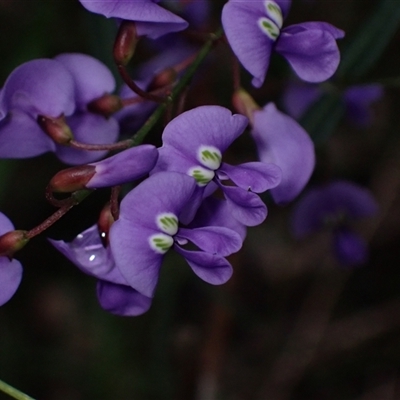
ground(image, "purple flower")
xmin=282 ymin=81 xmax=384 ymax=127
xmin=153 ymin=106 xmax=282 ymax=226
xmin=291 ymin=180 xmax=379 ymax=267
xmin=109 ymin=172 xmax=243 ymax=298
xmin=0 ymin=54 xmax=119 ymax=164
xmin=0 ymin=213 xmax=23 ymax=306
xmin=251 ymin=103 xmax=315 ymax=204
xmin=79 ymin=0 xmax=188 ymax=39
xmin=222 ymin=0 xmax=344 ymax=87
xmin=50 ymin=225 xmax=152 ymax=316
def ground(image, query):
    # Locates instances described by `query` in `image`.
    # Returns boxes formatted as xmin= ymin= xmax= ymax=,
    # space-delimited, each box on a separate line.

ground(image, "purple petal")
xmin=221 ymin=184 xmax=268 ymax=226
xmin=55 ymin=112 xmax=119 ymax=165
xmin=252 ymin=103 xmax=315 ymax=203
xmin=343 ymin=84 xmax=384 ymax=127
xmin=55 ymin=53 xmax=116 ymax=110
xmin=0 ymin=212 xmax=23 ymax=306
xmin=160 ymin=106 xmax=248 ymax=160
xmin=0 ymin=59 xmax=75 ymax=119
xmin=96 ymin=281 xmax=153 ymax=316
xmin=291 ymin=180 xmax=379 ymax=239
xmin=0 ymin=258 xmax=23 ymax=306
xmin=222 ymin=1 xmax=274 ymax=88
xmin=174 ymin=245 xmax=233 ymax=285
xmin=118 ymin=172 xmax=197 ymax=230
xmin=333 ymin=229 xmax=368 ymax=267
xmin=86 ymin=145 xmax=158 ymax=188
xmin=219 ymin=161 xmax=282 ymax=193
xmin=79 ymin=0 xmax=188 ymax=39
xmin=189 ymin=197 xmax=247 ymax=241
xmin=276 ymin=22 xmax=343 ymax=82
xmin=177 ymin=226 xmax=242 ymax=257
xmin=109 ymin=219 xmax=163 ymax=297
xmin=281 ymin=81 xmax=322 ymax=119
xmin=0 ymin=110 xmax=55 ymax=158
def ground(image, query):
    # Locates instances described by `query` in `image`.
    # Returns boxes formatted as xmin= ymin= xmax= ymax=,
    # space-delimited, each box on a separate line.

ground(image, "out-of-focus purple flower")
xmin=0 ymin=213 xmax=23 ymax=306
xmin=153 ymin=106 xmax=282 ymax=226
xmin=222 ymin=0 xmax=344 ymax=87
xmin=79 ymin=0 xmax=188 ymax=39
xmin=291 ymin=180 xmax=379 ymax=267
xmin=109 ymin=172 xmax=243 ymax=298
xmin=251 ymin=102 xmax=315 ymax=204
xmin=0 ymin=53 xmax=119 ymax=164
xmin=50 ymin=225 xmax=152 ymax=316
xmin=282 ymin=81 xmax=384 ymax=127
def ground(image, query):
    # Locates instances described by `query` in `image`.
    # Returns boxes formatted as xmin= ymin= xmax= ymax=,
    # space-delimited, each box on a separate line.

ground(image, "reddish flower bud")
xmin=49 ymin=165 xmax=96 ymax=193
xmin=0 ymin=230 xmax=29 ymax=258
xmin=37 ymin=114 xmax=74 ymax=145
xmin=232 ymin=88 xmax=261 ymax=126
xmin=113 ymin=21 xmax=139 ymax=66
xmin=97 ymin=202 xmax=115 ymax=246
xmin=148 ymin=68 xmax=177 ymax=91
xmin=87 ymin=94 xmax=123 ymax=117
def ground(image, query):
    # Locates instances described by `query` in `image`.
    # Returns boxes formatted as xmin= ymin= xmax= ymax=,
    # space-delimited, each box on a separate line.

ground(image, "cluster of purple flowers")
xmin=0 ymin=0 xmax=379 ymax=314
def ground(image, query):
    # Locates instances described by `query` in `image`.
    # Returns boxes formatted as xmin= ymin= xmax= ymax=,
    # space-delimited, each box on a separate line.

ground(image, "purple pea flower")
xmin=0 ymin=213 xmax=23 ymax=306
xmin=153 ymin=106 xmax=282 ymax=226
xmin=251 ymin=102 xmax=315 ymax=204
xmin=109 ymin=172 xmax=243 ymax=299
xmin=0 ymin=53 xmax=119 ymax=164
xmin=291 ymin=180 xmax=379 ymax=267
xmin=79 ymin=0 xmax=188 ymax=39
xmin=222 ymin=0 xmax=345 ymax=87
xmin=282 ymin=81 xmax=384 ymax=127
xmin=50 ymin=225 xmax=152 ymax=316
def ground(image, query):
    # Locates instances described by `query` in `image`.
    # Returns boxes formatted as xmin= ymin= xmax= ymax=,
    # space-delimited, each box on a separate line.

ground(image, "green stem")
xmin=130 ymin=28 xmax=223 ymax=146
xmin=0 ymin=379 xmax=36 ymax=400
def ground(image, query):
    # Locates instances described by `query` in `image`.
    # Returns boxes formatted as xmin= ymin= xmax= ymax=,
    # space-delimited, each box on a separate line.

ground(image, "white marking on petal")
xmin=258 ymin=17 xmax=280 ymax=41
xmin=197 ymin=145 xmax=222 ymax=170
xmin=156 ymin=213 xmax=179 ymax=236
xmin=188 ymin=166 xmax=215 ymax=187
xmin=149 ymin=233 xmax=174 ymax=254
xmin=263 ymin=0 xmax=283 ymax=28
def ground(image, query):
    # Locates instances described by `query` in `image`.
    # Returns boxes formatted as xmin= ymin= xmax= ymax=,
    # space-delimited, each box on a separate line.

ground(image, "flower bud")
xmin=148 ymin=68 xmax=177 ymax=91
xmin=113 ymin=21 xmax=139 ymax=66
xmin=232 ymin=88 xmax=261 ymax=125
xmin=87 ymin=94 xmax=123 ymax=117
xmin=49 ymin=165 xmax=96 ymax=193
xmin=97 ymin=202 xmax=115 ymax=246
xmin=37 ymin=114 xmax=74 ymax=145
xmin=0 ymin=230 xmax=29 ymax=257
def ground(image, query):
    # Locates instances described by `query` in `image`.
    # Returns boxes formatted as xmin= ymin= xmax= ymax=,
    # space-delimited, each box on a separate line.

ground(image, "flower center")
xmin=188 ymin=166 xmax=215 ymax=186
xmin=197 ymin=145 xmax=222 ymax=170
xmin=156 ymin=213 xmax=179 ymax=236
xmin=258 ymin=0 xmax=283 ymax=41
xmin=149 ymin=233 xmax=174 ymax=254
xmin=149 ymin=213 xmax=180 ymax=254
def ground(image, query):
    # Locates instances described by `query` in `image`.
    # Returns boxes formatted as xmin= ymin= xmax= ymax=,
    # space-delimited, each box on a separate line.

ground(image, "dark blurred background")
xmin=1 ymin=1 xmax=400 ymax=399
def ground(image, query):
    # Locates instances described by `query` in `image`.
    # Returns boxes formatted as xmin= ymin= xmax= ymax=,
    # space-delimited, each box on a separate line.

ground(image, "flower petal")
xmin=160 ymin=106 xmax=248 ymax=160
xmin=109 ymin=219 xmax=163 ymax=297
xmin=0 ymin=110 xmax=55 ymax=158
xmin=79 ymin=0 xmax=188 ymax=39
xmin=219 ymin=161 xmax=282 ymax=193
xmin=87 ymin=145 xmax=158 ymax=188
xmin=55 ymin=112 xmax=119 ymax=165
xmin=0 ymin=257 xmax=23 ymax=306
xmin=276 ymin=23 xmax=343 ymax=82
xmin=0 ymin=59 xmax=75 ymax=119
xmin=252 ymin=103 xmax=315 ymax=203
xmin=177 ymin=226 xmax=242 ymax=257
xmin=222 ymin=1 xmax=274 ymax=87
xmin=55 ymin=53 xmax=116 ymax=110
xmin=333 ymin=229 xmax=368 ymax=267
xmin=96 ymin=281 xmax=153 ymax=316
xmin=221 ymin=184 xmax=268 ymax=226
xmin=174 ymin=245 xmax=233 ymax=285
